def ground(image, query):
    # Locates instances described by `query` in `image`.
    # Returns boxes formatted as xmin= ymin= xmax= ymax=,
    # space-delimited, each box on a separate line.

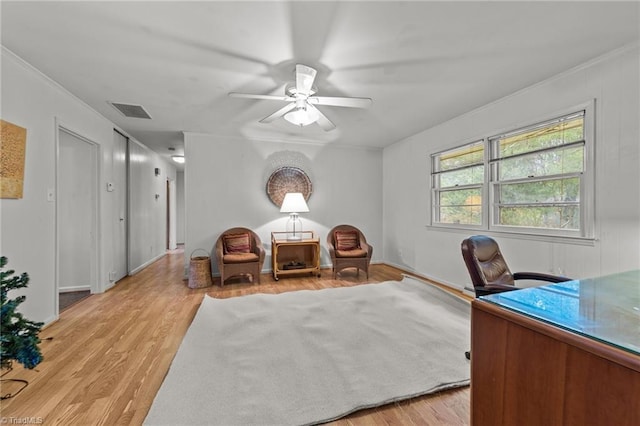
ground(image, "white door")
xmin=113 ymin=130 xmax=128 ymax=280
xmin=167 ymin=179 xmax=177 ymax=250
xmin=57 ymin=128 xmax=98 ymax=295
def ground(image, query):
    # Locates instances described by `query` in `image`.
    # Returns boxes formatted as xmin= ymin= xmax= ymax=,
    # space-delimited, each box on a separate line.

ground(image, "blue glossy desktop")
xmin=480 ymin=270 xmax=640 ymax=356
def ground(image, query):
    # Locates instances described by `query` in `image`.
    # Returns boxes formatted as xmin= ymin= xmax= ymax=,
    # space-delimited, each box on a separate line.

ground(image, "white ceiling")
xmin=2 ymin=1 xmax=639 ymax=166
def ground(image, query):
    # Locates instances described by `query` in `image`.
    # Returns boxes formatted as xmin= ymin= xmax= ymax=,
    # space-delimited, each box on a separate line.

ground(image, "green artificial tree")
xmin=1 ymin=256 xmax=43 ymax=371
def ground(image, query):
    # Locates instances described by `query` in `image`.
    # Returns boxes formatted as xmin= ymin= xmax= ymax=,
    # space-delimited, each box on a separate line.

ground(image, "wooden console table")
xmin=271 ymin=231 xmax=321 ymax=281
xmin=471 ymin=270 xmax=640 ymax=425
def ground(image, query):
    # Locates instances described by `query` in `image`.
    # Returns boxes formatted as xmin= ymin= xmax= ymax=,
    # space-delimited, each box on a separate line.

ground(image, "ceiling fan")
xmin=229 ymin=64 xmax=372 ymax=131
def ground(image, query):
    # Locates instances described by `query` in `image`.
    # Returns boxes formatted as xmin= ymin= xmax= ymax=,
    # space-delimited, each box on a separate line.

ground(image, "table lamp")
xmin=280 ymin=192 xmax=309 ymax=240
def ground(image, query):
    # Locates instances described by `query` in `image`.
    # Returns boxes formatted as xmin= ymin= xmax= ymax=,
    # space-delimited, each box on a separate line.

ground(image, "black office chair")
xmin=461 ymin=235 xmax=571 ymax=297
xmin=460 ymin=235 xmax=572 ymax=360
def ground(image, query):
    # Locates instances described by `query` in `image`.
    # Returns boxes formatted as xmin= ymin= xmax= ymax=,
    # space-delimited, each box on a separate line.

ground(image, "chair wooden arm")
xmin=360 ymin=240 xmax=373 ymax=258
xmin=253 ymin=238 xmax=266 ymax=264
xmin=215 ymin=238 xmax=225 ymax=268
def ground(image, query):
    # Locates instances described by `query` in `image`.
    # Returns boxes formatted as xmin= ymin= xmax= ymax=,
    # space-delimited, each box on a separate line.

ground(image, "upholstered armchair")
xmin=327 ymin=225 xmax=373 ymax=279
xmin=215 ymin=227 xmax=265 ymax=286
xmin=461 ymin=235 xmax=571 ymax=297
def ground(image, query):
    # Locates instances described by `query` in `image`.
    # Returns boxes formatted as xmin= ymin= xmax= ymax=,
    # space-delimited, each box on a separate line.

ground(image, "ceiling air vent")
xmin=109 ymin=102 xmax=152 ymax=119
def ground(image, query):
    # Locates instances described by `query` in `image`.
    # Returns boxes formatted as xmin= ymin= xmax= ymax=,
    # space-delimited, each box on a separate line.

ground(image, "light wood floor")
xmin=0 ymin=249 xmax=470 ymax=425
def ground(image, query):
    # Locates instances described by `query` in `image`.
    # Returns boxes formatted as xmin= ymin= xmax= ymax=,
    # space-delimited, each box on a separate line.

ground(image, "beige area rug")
xmin=144 ymin=277 xmax=470 ymax=426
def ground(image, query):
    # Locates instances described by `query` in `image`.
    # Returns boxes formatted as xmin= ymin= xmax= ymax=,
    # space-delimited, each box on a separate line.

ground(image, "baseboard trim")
xmin=130 ymin=252 xmax=166 ymax=275
xmin=462 ymin=287 xmax=476 ymax=298
xmin=381 ymin=261 xmax=464 ymax=291
xmin=42 ymin=314 xmax=59 ymax=328
xmin=59 ymin=286 xmax=91 ymax=293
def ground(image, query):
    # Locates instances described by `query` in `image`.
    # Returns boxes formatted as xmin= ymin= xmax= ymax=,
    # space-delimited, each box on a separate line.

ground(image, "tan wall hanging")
xmin=266 ymin=166 xmax=312 ymax=207
xmin=0 ymin=120 xmax=27 ymax=199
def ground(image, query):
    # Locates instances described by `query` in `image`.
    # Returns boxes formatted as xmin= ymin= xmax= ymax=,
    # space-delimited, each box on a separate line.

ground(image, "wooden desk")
xmin=471 ymin=271 xmax=640 ymax=425
xmin=271 ymin=231 xmax=321 ymax=281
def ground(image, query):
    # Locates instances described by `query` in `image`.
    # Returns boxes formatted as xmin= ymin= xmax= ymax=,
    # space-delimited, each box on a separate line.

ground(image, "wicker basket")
xmin=188 ymin=249 xmax=213 ymax=289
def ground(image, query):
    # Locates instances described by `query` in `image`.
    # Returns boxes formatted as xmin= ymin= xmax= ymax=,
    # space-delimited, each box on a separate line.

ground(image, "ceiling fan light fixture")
xmin=229 ymin=63 xmax=370 ymax=131
xmin=284 ymin=106 xmax=319 ymax=126
xmin=285 ymin=82 xmax=317 ymax=97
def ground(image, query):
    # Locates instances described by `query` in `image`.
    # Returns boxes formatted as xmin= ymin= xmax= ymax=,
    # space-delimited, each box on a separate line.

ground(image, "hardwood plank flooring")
xmin=0 ymin=249 xmax=470 ymax=425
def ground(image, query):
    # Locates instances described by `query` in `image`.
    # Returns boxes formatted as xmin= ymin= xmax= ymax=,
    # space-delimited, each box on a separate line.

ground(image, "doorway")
xmin=166 ymin=178 xmax=177 ymax=250
xmin=113 ymin=130 xmax=129 ymax=281
xmin=56 ymin=126 xmax=99 ymax=314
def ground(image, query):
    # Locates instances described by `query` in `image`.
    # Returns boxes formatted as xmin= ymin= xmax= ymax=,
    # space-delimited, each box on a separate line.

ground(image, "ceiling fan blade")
xmin=296 ymin=64 xmax=317 ymax=97
xmin=259 ymin=103 xmax=297 ymax=123
xmin=307 ymin=104 xmax=335 ymax=131
xmin=308 ymin=96 xmax=372 ymax=108
xmin=229 ymin=92 xmax=292 ymax=102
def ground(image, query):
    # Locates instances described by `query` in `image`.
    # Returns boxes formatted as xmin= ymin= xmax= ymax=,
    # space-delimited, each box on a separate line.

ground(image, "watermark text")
xmin=1 ymin=417 xmax=44 ymax=425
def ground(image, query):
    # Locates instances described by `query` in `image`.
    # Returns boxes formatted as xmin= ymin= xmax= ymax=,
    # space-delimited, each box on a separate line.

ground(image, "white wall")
xmin=383 ymin=44 xmax=640 ymax=289
xmin=184 ymin=134 xmax=383 ymax=276
xmin=0 ymin=48 xmax=175 ymax=324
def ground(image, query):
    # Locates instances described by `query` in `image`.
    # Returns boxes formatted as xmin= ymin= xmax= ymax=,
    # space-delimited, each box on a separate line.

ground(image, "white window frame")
xmin=429 ymin=101 xmax=595 ymax=241
xmin=430 ymin=140 xmax=487 ymax=230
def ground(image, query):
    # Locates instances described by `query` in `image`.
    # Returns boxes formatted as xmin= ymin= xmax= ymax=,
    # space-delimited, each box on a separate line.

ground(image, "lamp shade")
xmin=284 ymin=106 xmax=319 ymax=126
xmin=280 ymin=192 xmax=309 ymax=213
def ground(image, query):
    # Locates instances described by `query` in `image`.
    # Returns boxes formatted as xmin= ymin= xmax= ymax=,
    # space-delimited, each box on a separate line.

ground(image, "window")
xmin=490 ymin=112 xmax=585 ymax=234
xmin=431 ymin=106 xmax=593 ymax=239
xmin=431 ymin=141 xmax=485 ymax=226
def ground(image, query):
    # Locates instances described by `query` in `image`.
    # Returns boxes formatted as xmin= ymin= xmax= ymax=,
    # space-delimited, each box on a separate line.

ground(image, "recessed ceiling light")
xmin=171 ymin=155 xmax=185 ymax=164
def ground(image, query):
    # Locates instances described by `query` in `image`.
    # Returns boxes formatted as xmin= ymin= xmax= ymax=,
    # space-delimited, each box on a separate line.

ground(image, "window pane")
xmin=439 ymin=188 xmax=482 ymax=206
xmin=499 ymin=177 xmax=580 ymax=204
xmin=499 ymin=205 xmax=579 ymax=230
xmin=440 ymin=165 xmax=484 ymax=187
xmin=436 ymin=142 xmax=483 ymax=172
xmin=440 ymin=206 xmax=482 ymax=225
xmin=497 ymin=115 xmax=583 ymax=158
xmin=498 ymin=145 xmax=583 ymax=180
xmin=437 ymin=188 xmax=482 ymax=225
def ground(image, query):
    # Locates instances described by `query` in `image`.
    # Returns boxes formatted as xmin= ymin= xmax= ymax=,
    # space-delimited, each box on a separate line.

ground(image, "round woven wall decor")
xmin=266 ymin=166 xmax=313 ymax=207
